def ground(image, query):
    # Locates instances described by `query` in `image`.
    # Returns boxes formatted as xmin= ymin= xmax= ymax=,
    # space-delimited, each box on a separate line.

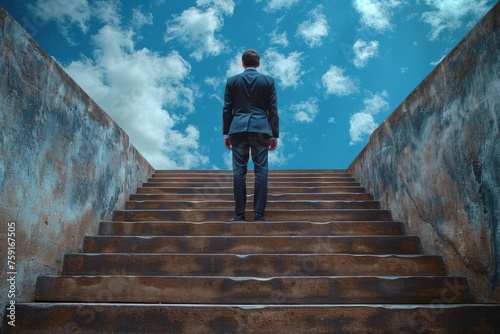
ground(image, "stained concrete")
xmin=349 ymin=2 xmax=500 ymax=302
xmin=0 ymin=4 xmax=154 ymax=322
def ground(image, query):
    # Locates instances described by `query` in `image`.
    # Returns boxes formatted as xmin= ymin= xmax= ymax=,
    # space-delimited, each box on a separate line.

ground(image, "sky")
xmin=1 ymin=0 xmax=496 ymax=170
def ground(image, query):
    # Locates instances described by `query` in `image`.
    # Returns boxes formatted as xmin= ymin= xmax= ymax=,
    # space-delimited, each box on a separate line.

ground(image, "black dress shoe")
xmin=254 ymin=213 xmax=267 ymax=221
xmin=229 ymin=214 xmax=245 ymax=222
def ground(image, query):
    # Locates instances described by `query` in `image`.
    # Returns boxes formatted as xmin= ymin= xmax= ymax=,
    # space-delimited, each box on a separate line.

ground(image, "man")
xmin=222 ymin=49 xmax=279 ymax=222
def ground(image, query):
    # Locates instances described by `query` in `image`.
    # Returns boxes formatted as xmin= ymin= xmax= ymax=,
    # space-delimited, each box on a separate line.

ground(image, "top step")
xmin=153 ymin=170 xmax=352 ymax=178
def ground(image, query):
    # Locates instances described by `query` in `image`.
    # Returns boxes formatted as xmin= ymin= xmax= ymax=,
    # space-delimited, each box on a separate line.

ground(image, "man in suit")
xmin=223 ymin=49 xmax=279 ymax=222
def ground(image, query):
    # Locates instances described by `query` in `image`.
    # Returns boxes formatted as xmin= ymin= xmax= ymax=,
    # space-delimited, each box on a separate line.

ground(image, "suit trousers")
xmin=230 ymin=132 xmax=270 ymax=215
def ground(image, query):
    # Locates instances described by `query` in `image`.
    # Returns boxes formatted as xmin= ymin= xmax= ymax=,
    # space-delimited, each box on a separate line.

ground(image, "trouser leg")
xmin=249 ymin=133 xmax=270 ymax=215
xmin=231 ymin=134 xmax=250 ymax=215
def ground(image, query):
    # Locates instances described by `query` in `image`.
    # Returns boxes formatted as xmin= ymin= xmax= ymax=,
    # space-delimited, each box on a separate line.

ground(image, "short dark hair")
xmin=242 ymin=49 xmax=260 ymax=67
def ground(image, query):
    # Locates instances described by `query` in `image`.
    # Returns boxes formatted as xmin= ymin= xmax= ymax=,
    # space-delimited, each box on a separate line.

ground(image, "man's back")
xmin=223 ymin=68 xmax=279 ymax=138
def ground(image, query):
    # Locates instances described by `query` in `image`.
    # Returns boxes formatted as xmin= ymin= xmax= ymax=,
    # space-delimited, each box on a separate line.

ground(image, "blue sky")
xmin=2 ymin=0 xmax=495 ymax=170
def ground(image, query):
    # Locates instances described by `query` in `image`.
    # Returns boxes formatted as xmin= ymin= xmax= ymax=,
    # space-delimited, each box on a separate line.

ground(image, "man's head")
xmin=242 ymin=49 xmax=260 ymax=68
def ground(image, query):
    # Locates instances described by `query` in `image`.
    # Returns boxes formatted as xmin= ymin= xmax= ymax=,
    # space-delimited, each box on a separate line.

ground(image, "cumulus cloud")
xmin=225 ymin=48 xmax=304 ymax=88
xmin=93 ymin=0 xmax=122 ymax=26
xmin=349 ymin=91 xmax=389 ymax=145
xmin=421 ymin=0 xmax=492 ymax=41
xmin=322 ymin=66 xmax=358 ymax=96
xmin=269 ymin=29 xmax=289 ymax=47
xmin=353 ymin=38 xmax=379 ymax=68
xmin=361 ymin=90 xmax=389 ymax=114
xmin=24 ymin=0 xmax=206 ymax=168
xmin=291 ymin=98 xmax=320 ymax=123
xmin=64 ymin=23 xmax=208 ymax=169
xmin=257 ymin=0 xmax=300 ymax=12
xmin=352 ymin=0 xmax=403 ymax=33
xmin=164 ymin=1 xmax=234 ymax=61
xmin=269 ymin=133 xmax=293 ymax=167
xmin=131 ymin=8 xmax=153 ymax=28
xmin=196 ymin=0 xmax=235 ymax=15
xmin=349 ymin=113 xmax=378 ymax=145
xmin=263 ymin=49 xmax=305 ymax=89
xmin=26 ymin=0 xmax=92 ymax=42
xmin=296 ymin=5 xmax=329 ymax=47
xmin=225 ymin=50 xmax=247 ymax=77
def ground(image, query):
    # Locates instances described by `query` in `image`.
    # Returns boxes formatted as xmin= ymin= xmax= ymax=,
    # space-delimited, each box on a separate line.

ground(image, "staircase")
xmin=6 ymin=170 xmax=500 ymax=333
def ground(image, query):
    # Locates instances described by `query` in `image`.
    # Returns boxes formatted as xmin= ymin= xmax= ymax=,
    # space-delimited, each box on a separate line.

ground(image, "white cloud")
xmin=223 ymin=150 xmax=232 ymax=169
xmin=322 ymin=66 xmax=358 ymax=96
xmin=226 ymin=50 xmax=246 ymax=77
xmin=225 ymin=48 xmax=304 ymax=88
xmin=421 ymin=0 xmax=492 ymax=41
xmin=27 ymin=0 xmax=92 ymax=42
xmin=296 ymin=5 xmax=329 ymax=47
xmin=349 ymin=91 xmax=389 ymax=145
xmin=291 ymin=98 xmax=320 ymax=123
xmin=204 ymin=76 xmax=220 ymax=89
xmin=258 ymin=0 xmax=300 ymax=11
xmin=349 ymin=113 xmax=378 ymax=145
xmin=269 ymin=29 xmax=289 ymax=47
xmin=352 ymin=0 xmax=403 ymax=33
xmin=269 ymin=133 xmax=293 ymax=167
xmin=263 ymin=49 xmax=304 ymax=89
xmin=353 ymin=38 xmax=379 ymax=68
xmin=64 ymin=24 xmax=208 ymax=169
xmin=164 ymin=1 xmax=234 ymax=61
xmin=131 ymin=8 xmax=153 ymax=28
xmin=361 ymin=90 xmax=389 ymax=115
xmin=196 ymin=0 xmax=235 ymax=15
xmin=93 ymin=0 xmax=122 ymax=26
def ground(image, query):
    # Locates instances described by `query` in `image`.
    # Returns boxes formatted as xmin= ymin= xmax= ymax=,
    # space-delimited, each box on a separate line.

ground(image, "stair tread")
xmin=62 ymin=253 xmax=445 ymax=276
xmin=112 ymin=208 xmax=393 ymax=222
xmin=9 ymin=303 xmax=499 ymax=334
xmin=98 ymin=220 xmax=405 ymax=236
xmin=35 ymin=275 xmax=473 ymax=304
xmin=125 ymin=200 xmax=382 ymax=210
xmin=82 ymin=235 xmax=421 ymax=254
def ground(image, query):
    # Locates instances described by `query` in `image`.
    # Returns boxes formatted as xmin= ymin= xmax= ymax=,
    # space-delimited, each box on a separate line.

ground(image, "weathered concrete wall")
xmin=349 ymin=3 xmax=500 ymax=302
xmin=0 ymin=4 xmax=155 ymax=321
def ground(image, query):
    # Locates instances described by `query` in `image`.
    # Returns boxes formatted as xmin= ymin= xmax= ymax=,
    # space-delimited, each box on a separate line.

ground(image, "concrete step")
xmin=112 ymin=209 xmax=393 ymax=222
xmin=7 ymin=303 xmax=500 ymax=334
xmin=129 ymin=192 xmax=375 ymax=201
xmin=135 ymin=186 xmax=368 ymax=194
xmin=125 ymin=200 xmax=381 ymax=210
xmin=148 ymin=176 xmax=358 ymax=183
xmin=153 ymin=169 xmax=352 ymax=176
xmin=34 ymin=276 xmax=473 ymax=304
xmin=98 ymin=220 xmax=405 ymax=236
xmin=62 ymin=253 xmax=445 ymax=276
xmin=82 ymin=235 xmax=421 ymax=254
xmin=143 ymin=181 xmax=361 ymax=188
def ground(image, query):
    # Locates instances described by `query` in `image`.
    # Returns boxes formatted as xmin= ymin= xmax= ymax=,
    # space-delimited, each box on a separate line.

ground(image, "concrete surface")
xmin=0 ymin=4 xmax=154 ymax=323
xmin=349 ymin=2 xmax=500 ymax=302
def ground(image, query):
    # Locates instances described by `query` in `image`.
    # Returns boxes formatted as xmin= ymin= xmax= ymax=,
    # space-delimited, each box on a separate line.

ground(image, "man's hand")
xmin=224 ymin=137 xmax=232 ymax=150
xmin=269 ymin=138 xmax=278 ymax=151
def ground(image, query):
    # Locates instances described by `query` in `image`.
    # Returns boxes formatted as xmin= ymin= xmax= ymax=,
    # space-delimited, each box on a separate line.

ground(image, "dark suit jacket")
xmin=223 ymin=68 xmax=279 ymax=138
